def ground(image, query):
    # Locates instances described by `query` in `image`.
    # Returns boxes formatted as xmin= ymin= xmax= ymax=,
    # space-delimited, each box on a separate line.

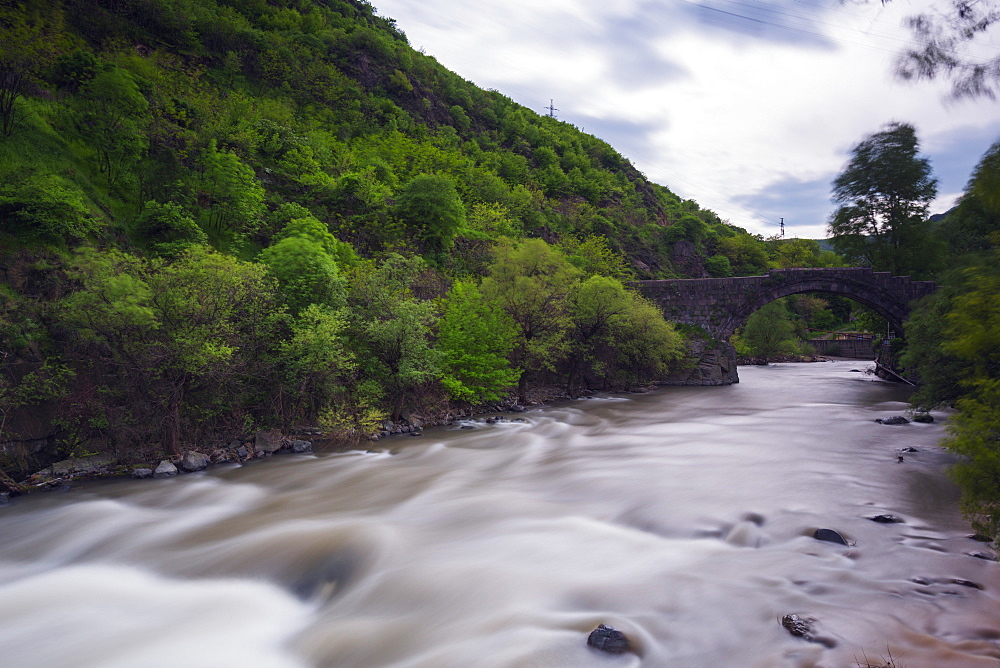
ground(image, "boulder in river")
xmin=153 ymin=460 xmax=178 ymax=478
xmin=255 ymin=429 xmax=282 ymax=454
xmin=969 ymin=551 xmax=998 ymax=561
xmin=781 ymin=614 xmax=816 ymax=639
xmin=867 ymin=514 xmax=904 ymax=524
xmin=813 ymin=528 xmax=849 ymax=545
xmin=289 ymin=439 xmax=313 ymax=453
xmin=131 ymin=468 xmax=153 ymax=479
xmin=875 ymin=416 xmax=909 ymax=425
xmin=587 ymin=624 xmax=631 ymax=654
xmin=911 ymin=413 xmax=934 ymax=423
xmin=179 ymin=451 xmax=210 ymax=472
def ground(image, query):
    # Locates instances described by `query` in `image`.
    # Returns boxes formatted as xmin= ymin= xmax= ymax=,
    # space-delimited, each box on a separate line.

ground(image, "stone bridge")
xmin=630 ymin=268 xmax=936 ymax=384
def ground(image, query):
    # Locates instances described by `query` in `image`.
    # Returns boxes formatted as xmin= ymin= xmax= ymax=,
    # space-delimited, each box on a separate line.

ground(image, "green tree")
xmin=197 ymin=139 xmax=265 ymax=245
xmin=59 ymin=247 xmax=284 ymax=456
xmin=346 ymin=255 xmax=441 ymax=420
xmin=133 ymin=200 xmax=207 ymax=258
xmin=436 ymin=280 xmax=520 ymax=403
xmin=259 ymin=235 xmax=346 ymax=315
xmin=75 ymin=68 xmax=150 ymax=187
xmin=481 ymin=239 xmax=579 ymax=402
xmin=938 ymin=260 xmax=1000 ymax=537
xmin=738 ymin=300 xmax=801 ymax=362
xmin=564 ymin=275 xmax=683 ymax=393
xmin=829 ymin=122 xmax=941 ymax=278
xmin=0 ymin=174 xmax=99 ymax=244
xmin=0 ymin=4 xmax=61 ymax=136
xmin=393 ymin=173 xmax=466 ymax=256
xmin=278 ymin=304 xmax=355 ymax=423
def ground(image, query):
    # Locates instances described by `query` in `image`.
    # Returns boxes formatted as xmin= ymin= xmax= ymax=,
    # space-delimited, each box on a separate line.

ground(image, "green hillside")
xmin=0 ymin=0 xmax=842 ymax=485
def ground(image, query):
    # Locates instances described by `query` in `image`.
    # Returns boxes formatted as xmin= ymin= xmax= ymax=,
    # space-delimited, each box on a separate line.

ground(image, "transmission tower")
xmin=544 ymin=99 xmax=558 ymax=118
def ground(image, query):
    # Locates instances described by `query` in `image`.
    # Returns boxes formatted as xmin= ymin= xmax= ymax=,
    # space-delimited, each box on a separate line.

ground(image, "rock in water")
xmin=868 ymin=514 xmax=904 ymax=524
xmin=813 ymin=528 xmax=849 ymax=545
xmin=875 ymin=416 xmax=909 ymax=425
xmin=131 ymin=468 xmax=154 ymax=479
xmin=153 ymin=460 xmax=178 ymax=478
xmin=179 ymin=451 xmax=210 ymax=472
xmin=911 ymin=413 xmax=934 ymax=423
xmin=587 ymin=624 xmax=630 ymax=654
xmin=781 ymin=614 xmax=816 ymax=639
xmin=289 ymin=439 xmax=313 ymax=453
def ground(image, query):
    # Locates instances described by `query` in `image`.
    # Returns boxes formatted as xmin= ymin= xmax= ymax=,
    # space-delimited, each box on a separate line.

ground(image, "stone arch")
xmin=632 ymin=268 xmax=936 ymax=341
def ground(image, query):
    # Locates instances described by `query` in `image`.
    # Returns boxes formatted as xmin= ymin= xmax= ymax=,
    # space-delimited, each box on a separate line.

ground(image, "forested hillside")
xmin=0 ymin=0 xmax=841 ymax=486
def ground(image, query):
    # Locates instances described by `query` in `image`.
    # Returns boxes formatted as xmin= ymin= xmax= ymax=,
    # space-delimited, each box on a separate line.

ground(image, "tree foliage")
xmin=436 ymin=280 xmax=520 ymax=403
xmin=829 ymin=122 xmax=941 ymax=278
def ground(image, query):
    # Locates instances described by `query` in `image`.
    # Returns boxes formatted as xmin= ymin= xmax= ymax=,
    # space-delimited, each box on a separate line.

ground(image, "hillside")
xmin=0 ymin=0 xmax=843 ymax=486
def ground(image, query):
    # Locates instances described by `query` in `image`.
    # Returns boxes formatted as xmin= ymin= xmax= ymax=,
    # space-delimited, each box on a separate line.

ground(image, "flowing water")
xmin=1 ymin=361 xmax=999 ymax=668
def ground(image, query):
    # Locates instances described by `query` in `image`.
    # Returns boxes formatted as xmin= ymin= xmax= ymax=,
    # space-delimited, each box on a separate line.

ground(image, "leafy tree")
xmin=0 ymin=174 xmax=99 ymax=244
xmin=59 ymin=247 xmax=284 ymax=456
xmin=606 ymin=289 xmax=686 ymax=388
xmin=884 ymin=0 xmax=1000 ymax=99
xmin=0 ymin=4 xmax=62 ymax=136
xmin=197 ymin=139 xmax=265 ymax=245
xmin=393 ymin=173 xmax=466 ymax=256
xmin=436 ymin=280 xmax=520 ymax=403
xmin=274 ymin=214 xmax=360 ymax=268
xmin=133 ymin=200 xmax=207 ymax=257
xmin=563 ymin=235 xmax=634 ymax=279
xmin=829 ymin=122 xmax=941 ymax=278
xmin=259 ymin=235 xmax=346 ymax=316
xmin=564 ymin=275 xmax=684 ymax=393
xmin=346 ymin=255 xmax=441 ymax=420
xmin=278 ymin=303 xmax=355 ymax=422
xmin=737 ymin=300 xmax=801 ymax=362
xmin=719 ymin=233 xmax=770 ymax=276
xmin=75 ymin=68 xmax=150 ymax=187
xmin=481 ymin=239 xmax=579 ymax=402
xmin=937 ymin=259 xmax=1000 ymax=537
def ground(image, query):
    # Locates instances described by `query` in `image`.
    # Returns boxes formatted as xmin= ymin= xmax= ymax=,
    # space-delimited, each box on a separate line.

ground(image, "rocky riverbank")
xmin=5 ymin=384 xmax=603 ymax=498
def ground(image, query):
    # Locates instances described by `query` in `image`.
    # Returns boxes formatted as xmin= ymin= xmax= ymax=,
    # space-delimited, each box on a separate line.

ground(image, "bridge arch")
xmin=632 ymin=268 xmax=936 ymax=341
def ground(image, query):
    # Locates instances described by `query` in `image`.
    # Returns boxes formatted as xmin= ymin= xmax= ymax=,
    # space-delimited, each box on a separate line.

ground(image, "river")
xmin=0 ymin=360 xmax=998 ymax=667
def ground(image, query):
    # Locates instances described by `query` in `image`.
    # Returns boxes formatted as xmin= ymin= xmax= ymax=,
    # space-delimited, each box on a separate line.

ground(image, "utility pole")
xmin=544 ymin=99 xmax=558 ymax=118
xmin=780 ymin=217 xmax=785 ymax=238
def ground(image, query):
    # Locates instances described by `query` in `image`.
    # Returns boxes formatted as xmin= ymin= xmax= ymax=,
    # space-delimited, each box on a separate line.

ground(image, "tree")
xmin=481 ymin=239 xmax=579 ymax=402
xmin=886 ymin=0 xmax=1000 ymax=99
xmin=829 ymin=122 xmax=941 ymax=278
xmin=346 ymin=255 xmax=441 ymax=420
xmin=565 ymin=275 xmax=685 ymax=393
xmin=75 ymin=68 xmax=150 ymax=187
xmin=133 ymin=200 xmax=207 ymax=258
xmin=393 ymin=173 xmax=466 ymax=256
xmin=277 ymin=304 xmax=355 ymax=423
xmin=197 ymin=139 xmax=265 ymax=245
xmin=738 ymin=300 xmax=801 ymax=363
xmin=0 ymin=174 xmax=99 ymax=244
xmin=937 ymin=259 xmax=1000 ymax=537
xmin=260 ymin=236 xmax=346 ymax=316
xmin=0 ymin=5 xmax=61 ymax=136
xmin=436 ymin=280 xmax=520 ymax=403
xmin=59 ymin=248 xmax=284 ymax=456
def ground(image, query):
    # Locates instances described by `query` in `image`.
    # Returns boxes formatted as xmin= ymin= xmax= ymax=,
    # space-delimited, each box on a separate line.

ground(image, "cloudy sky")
xmin=371 ymin=0 xmax=999 ymax=239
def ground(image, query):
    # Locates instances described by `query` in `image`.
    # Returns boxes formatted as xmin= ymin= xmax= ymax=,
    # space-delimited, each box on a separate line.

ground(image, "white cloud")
xmin=374 ymin=0 xmax=999 ymax=238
